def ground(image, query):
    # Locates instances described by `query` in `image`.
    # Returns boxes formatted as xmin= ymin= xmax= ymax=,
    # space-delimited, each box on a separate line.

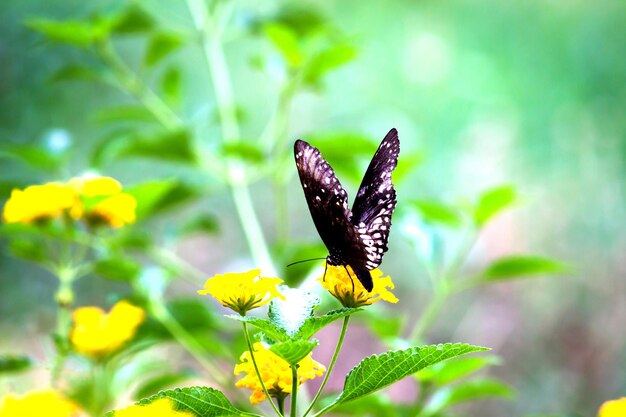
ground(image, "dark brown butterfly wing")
xmin=346 ymin=128 xmax=400 ymax=270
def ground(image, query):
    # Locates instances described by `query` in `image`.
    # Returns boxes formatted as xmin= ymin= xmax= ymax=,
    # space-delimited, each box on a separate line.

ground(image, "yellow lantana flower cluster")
xmin=2 ymin=174 xmax=136 ymax=228
xmin=235 ymin=342 xmax=326 ymax=405
xmin=318 ymin=264 xmax=398 ymax=308
xmin=198 ymin=269 xmax=285 ymax=315
xmin=599 ymin=397 xmax=626 ymax=417
xmin=114 ymin=398 xmax=193 ymax=417
xmin=0 ymin=389 xmax=80 ymax=417
xmin=70 ymin=300 xmax=145 ymax=358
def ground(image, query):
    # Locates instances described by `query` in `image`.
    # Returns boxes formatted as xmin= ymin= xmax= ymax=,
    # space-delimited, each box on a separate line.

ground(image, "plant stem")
xmin=185 ymin=0 xmax=275 ymax=274
xmin=302 ymin=316 xmax=350 ymax=417
xmin=50 ymin=266 xmax=77 ymax=386
xmin=151 ymin=302 xmax=229 ymax=386
xmin=290 ymin=365 xmax=298 ymax=417
xmin=242 ymin=322 xmax=283 ymax=417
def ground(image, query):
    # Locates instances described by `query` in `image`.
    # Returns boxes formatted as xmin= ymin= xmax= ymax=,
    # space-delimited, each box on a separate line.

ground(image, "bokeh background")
xmin=2 ymin=0 xmax=625 ymax=416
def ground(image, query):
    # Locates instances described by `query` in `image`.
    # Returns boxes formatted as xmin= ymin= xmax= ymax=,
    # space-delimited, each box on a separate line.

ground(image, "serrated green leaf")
xmin=105 ymin=386 xmax=247 ymax=417
xmin=417 ymin=355 xmax=501 ymax=385
xmin=425 ymin=378 xmax=514 ymax=413
xmin=337 ymin=344 xmax=488 ymax=404
xmin=263 ymin=23 xmax=303 ymax=67
xmin=145 ymin=33 xmax=183 ymax=66
xmin=0 ymin=355 xmax=31 ymax=374
xmin=474 ymin=185 xmax=517 ymax=226
xmin=294 ymin=308 xmax=358 ymax=340
xmin=410 ymin=200 xmax=462 ymax=228
xmin=482 ymin=256 xmax=571 ymax=281
xmin=226 ymin=315 xmax=289 ymax=342
xmin=269 ymin=287 xmax=320 ymax=336
xmin=270 ymin=340 xmax=319 ymax=366
xmin=92 ymin=256 xmax=141 ymax=283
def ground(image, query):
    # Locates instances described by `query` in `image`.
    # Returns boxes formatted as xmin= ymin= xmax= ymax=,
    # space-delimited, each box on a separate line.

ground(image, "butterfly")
xmin=294 ymin=128 xmax=400 ymax=292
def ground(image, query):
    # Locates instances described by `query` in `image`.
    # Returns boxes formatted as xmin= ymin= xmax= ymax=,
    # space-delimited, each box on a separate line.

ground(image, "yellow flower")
xmin=599 ymin=397 xmax=626 ymax=417
xmin=2 ymin=183 xmax=79 ymax=224
xmin=0 ymin=389 xmax=80 ymax=417
xmin=71 ymin=300 xmax=145 ymax=358
xmin=234 ymin=342 xmax=325 ymax=405
xmin=114 ymin=398 xmax=193 ymax=417
xmin=69 ymin=175 xmax=122 ymax=197
xmin=318 ymin=264 xmax=398 ymax=308
xmin=198 ymin=269 xmax=285 ymax=315
xmin=70 ymin=174 xmax=136 ymax=228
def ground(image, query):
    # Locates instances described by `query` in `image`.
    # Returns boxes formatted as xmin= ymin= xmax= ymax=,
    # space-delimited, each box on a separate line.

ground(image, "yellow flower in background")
xmin=71 ymin=300 xmax=145 ymax=358
xmin=70 ymin=174 xmax=137 ymax=228
xmin=2 ymin=183 xmax=79 ymax=224
xmin=69 ymin=174 xmax=122 ymax=196
xmin=114 ymin=398 xmax=193 ymax=417
xmin=234 ymin=342 xmax=325 ymax=405
xmin=0 ymin=389 xmax=80 ymax=417
xmin=88 ymin=193 xmax=137 ymax=228
xmin=318 ymin=264 xmax=398 ymax=308
xmin=599 ymin=397 xmax=626 ymax=417
xmin=198 ymin=269 xmax=285 ymax=315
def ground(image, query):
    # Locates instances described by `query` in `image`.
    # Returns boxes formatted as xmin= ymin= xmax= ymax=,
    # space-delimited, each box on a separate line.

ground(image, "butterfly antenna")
xmin=343 ymin=265 xmax=355 ymax=293
xmin=286 ymin=257 xmax=326 ymax=267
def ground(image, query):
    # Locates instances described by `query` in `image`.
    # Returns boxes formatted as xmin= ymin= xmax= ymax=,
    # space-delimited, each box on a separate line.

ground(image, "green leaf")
xmin=94 ymin=105 xmax=155 ymax=124
xmin=179 ymin=214 xmax=219 ymax=237
xmin=482 ymin=256 xmax=571 ymax=281
xmin=270 ymin=340 xmax=319 ymax=366
xmin=410 ymin=200 xmax=462 ymax=228
xmin=221 ymin=142 xmax=266 ymax=164
xmin=25 ymin=18 xmax=109 ymax=47
xmin=417 ymin=355 xmax=501 ymax=385
xmin=268 ymin=288 xmax=320 ymax=336
xmin=294 ymin=308 xmax=358 ymax=340
xmin=49 ymin=65 xmax=110 ymax=84
xmin=0 ymin=355 xmax=31 ymax=374
xmin=226 ymin=315 xmax=289 ymax=342
xmin=105 ymin=386 xmax=247 ymax=417
xmin=474 ymin=185 xmax=517 ymax=226
xmin=161 ymin=67 xmax=182 ymax=106
xmin=263 ymin=23 xmax=303 ymax=67
xmin=336 ymin=343 xmax=488 ymax=404
xmin=0 ymin=143 xmax=64 ymax=171
xmin=8 ymin=239 xmax=46 ymax=262
xmin=304 ymin=43 xmax=357 ymax=86
xmin=125 ymin=179 xmax=199 ymax=219
xmin=393 ymin=151 xmax=425 ymax=184
xmin=145 ymin=33 xmax=183 ymax=66
xmin=111 ymin=5 xmax=155 ymax=34
xmin=117 ymin=130 xmax=197 ymax=164
xmin=92 ymin=256 xmax=141 ymax=283
xmin=425 ymin=378 xmax=514 ymax=413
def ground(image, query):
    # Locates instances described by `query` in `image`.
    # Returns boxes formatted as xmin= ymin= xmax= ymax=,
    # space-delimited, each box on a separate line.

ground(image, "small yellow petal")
xmin=318 ymin=264 xmax=398 ymax=307
xmin=599 ymin=397 xmax=626 ymax=417
xmin=69 ymin=174 xmax=122 ymax=197
xmin=2 ymin=183 xmax=79 ymax=224
xmin=88 ymin=193 xmax=137 ymax=228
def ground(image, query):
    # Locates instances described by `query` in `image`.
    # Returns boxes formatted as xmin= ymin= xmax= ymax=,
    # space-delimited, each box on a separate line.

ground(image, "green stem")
xmin=151 ymin=302 xmax=229 ymax=386
xmin=50 ymin=266 xmax=78 ymax=386
xmin=303 ymin=316 xmax=350 ymax=417
xmin=290 ymin=365 xmax=298 ymax=417
xmin=242 ymin=322 xmax=283 ymax=417
xmin=185 ymin=0 xmax=275 ymax=274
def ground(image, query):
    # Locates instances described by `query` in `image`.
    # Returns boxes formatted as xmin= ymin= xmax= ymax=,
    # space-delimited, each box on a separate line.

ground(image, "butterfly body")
xmin=294 ymin=128 xmax=400 ymax=291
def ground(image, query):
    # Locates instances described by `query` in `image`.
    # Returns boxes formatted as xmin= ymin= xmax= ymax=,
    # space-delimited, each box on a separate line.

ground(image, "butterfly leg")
xmin=342 ymin=265 xmax=356 ymax=293
xmin=322 ymin=262 xmax=328 ymax=283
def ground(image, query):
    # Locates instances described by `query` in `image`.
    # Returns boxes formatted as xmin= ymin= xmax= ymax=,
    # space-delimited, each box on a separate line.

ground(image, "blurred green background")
xmin=1 ymin=0 xmax=625 ymax=416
